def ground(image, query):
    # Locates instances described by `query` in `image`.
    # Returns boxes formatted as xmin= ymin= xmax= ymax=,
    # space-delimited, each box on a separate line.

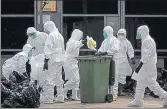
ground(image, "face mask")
xmin=137 ymin=32 xmax=142 ymax=38
xmin=119 ymin=35 xmax=124 ymax=39
xmin=103 ymin=32 xmax=108 ymax=39
xmin=45 ymin=29 xmax=50 ymax=34
xmin=138 ymin=34 xmax=142 ymax=38
xmin=31 ymin=35 xmax=36 ymax=39
xmin=28 ymin=51 xmax=32 ymax=57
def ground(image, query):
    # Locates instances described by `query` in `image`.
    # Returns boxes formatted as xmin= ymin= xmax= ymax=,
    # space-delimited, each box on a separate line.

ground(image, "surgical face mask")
xmin=44 ymin=29 xmax=50 ymax=34
xmin=31 ymin=35 xmax=36 ymax=39
xmin=103 ymin=32 xmax=108 ymax=39
xmin=118 ymin=33 xmax=125 ymax=39
xmin=137 ymin=32 xmax=142 ymax=38
xmin=119 ymin=35 xmax=124 ymax=39
xmin=138 ymin=34 xmax=142 ymax=38
xmin=28 ymin=51 xmax=32 ymax=57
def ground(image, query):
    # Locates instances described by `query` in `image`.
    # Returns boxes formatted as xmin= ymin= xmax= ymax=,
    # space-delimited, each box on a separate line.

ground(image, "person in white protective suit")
xmin=117 ymin=29 xmax=135 ymax=96
xmin=2 ymin=44 xmax=33 ymax=81
xmin=63 ymin=29 xmax=87 ymax=101
xmin=27 ymin=27 xmax=48 ymax=56
xmin=26 ymin=27 xmax=48 ymax=82
xmin=42 ymin=21 xmax=65 ymax=103
xmin=128 ymin=25 xmax=167 ymax=108
xmin=96 ymin=26 xmax=120 ymax=101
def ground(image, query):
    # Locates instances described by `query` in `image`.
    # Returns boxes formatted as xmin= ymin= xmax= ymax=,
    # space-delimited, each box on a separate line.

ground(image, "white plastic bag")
xmin=30 ymin=54 xmax=45 ymax=81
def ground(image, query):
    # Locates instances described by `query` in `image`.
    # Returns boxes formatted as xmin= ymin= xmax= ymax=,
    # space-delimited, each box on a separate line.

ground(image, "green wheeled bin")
xmin=76 ymin=55 xmax=114 ymax=103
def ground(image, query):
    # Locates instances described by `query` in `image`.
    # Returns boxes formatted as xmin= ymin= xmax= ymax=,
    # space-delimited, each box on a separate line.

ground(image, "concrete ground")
xmin=40 ymin=96 xmax=163 ymax=108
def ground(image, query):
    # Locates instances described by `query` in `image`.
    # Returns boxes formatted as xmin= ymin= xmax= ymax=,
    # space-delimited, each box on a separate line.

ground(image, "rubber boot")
xmin=127 ymin=99 xmax=143 ymax=107
xmin=127 ymin=84 xmax=144 ymax=108
xmin=63 ymin=88 xmax=69 ymax=100
xmin=55 ymin=95 xmax=64 ymax=103
xmin=72 ymin=90 xmax=80 ymax=101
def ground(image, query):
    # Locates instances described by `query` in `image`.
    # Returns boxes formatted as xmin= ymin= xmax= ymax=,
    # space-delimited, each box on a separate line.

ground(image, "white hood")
xmin=70 ymin=29 xmax=83 ymax=41
xmin=117 ymin=28 xmax=126 ymax=39
xmin=26 ymin=27 xmax=37 ymax=36
xmin=22 ymin=44 xmax=33 ymax=54
xmin=103 ymin=26 xmax=114 ymax=38
xmin=44 ymin=21 xmax=57 ymax=34
xmin=137 ymin=25 xmax=149 ymax=41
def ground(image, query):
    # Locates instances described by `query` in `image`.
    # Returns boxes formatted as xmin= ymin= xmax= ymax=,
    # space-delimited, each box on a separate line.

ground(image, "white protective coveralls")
xmin=128 ymin=25 xmax=167 ymax=107
xmin=63 ymin=29 xmax=84 ymax=100
xmin=117 ymin=29 xmax=134 ymax=85
xmin=2 ymin=44 xmax=33 ymax=80
xmin=42 ymin=21 xmax=65 ymax=103
xmin=98 ymin=26 xmax=120 ymax=99
xmin=26 ymin=27 xmax=48 ymax=82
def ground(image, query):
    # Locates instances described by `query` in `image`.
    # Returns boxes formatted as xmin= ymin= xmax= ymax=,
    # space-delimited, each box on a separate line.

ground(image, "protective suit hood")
xmin=44 ymin=21 xmax=57 ymax=34
xmin=27 ymin=27 xmax=37 ymax=36
xmin=103 ymin=26 xmax=114 ymax=38
xmin=70 ymin=29 xmax=83 ymax=41
xmin=137 ymin=25 xmax=149 ymax=40
xmin=117 ymin=28 xmax=126 ymax=39
xmin=22 ymin=44 xmax=33 ymax=54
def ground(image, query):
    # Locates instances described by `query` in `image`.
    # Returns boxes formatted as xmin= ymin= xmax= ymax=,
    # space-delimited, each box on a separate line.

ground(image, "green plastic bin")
xmin=76 ymin=55 xmax=114 ymax=103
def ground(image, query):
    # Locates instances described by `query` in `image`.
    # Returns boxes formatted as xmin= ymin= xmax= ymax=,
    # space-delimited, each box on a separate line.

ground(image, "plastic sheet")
xmin=1 ymin=71 xmax=41 ymax=108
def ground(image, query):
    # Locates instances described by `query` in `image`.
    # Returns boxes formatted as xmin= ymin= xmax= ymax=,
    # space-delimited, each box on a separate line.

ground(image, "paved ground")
xmin=40 ymin=96 xmax=163 ymax=108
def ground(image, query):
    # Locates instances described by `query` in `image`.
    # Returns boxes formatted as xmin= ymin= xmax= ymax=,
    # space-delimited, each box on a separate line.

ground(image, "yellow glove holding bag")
xmin=86 ymin=36 xmax=97 ymax=51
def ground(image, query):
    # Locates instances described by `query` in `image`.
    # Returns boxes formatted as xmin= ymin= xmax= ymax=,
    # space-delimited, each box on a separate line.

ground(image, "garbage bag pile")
xmin=157 ymin=68 xmax=167 ymax=91
xmin=1 ymin=71 xmax=41 ymax=108
xmin=122 ymin=67 xmax=167 ymax=98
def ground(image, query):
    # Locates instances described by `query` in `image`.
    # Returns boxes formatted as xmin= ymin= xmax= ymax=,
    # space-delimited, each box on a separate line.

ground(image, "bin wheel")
xmin=106 ymin=94 xmax=113 ymax=103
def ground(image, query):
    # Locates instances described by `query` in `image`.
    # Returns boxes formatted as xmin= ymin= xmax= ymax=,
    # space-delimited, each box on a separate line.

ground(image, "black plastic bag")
xmin=1 ymin=83 xmax=11 ymax=103
xmin=1 ymin=84 xmax=40 ymax=108
xmin=1 ymin=85 xmax=25 ymax=108
xmin=9 ymin=71 xmax=29 ymax=84
xmin=2 ymin=99 xmax=24 ymax=108
xmin=22 ymin=85 xmax=40 ymax=108
xmin=1 ymin=71 xmax=41 ymax=108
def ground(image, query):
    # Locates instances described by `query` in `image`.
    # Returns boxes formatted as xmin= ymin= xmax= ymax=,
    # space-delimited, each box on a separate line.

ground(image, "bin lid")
xmin=75 ymin=55 xmax=113 ymax=60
